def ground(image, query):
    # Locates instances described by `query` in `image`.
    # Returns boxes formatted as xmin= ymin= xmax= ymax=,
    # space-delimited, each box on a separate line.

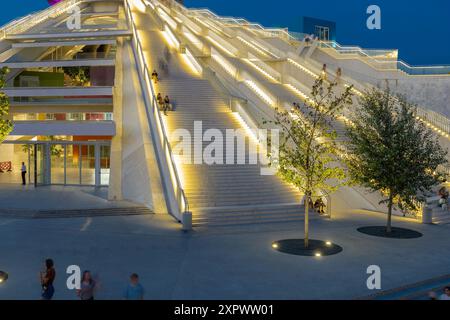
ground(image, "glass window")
xmin=81 ymin=145 xmax=96 ymax=185
xmin=66 ymin=144 xmax=81 ymax=185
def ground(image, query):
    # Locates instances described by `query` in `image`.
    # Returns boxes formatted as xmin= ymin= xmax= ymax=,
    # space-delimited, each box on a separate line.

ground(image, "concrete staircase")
xmin=156 ymin=78 xmax=307 ymax=227
xmin=424 ymin=183 xmax=450 ymax=224
xmin=135 ymin=8 xmax=311 ymax=228
xmin=0 ymin=207 xmax=153 ymax=219
xmin=426 ymin=196 xmax=450 ymax=225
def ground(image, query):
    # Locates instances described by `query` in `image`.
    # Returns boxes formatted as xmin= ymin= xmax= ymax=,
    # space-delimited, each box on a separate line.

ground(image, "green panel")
xmin=14 ymin=70 xmax=65 ymax=87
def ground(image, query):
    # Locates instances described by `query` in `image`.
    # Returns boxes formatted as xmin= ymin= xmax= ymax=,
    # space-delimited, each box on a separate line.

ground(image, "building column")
xmin=45 ymin=143 xmax=51 ymax=185
xmin=95 ymin=143 xmax=101 ymax=187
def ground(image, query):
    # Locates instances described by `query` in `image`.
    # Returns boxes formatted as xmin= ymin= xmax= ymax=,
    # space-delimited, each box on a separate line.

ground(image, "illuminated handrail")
xmin=158 ymin=0 xmax=450 ymax=76
xmin=159 ymin=0 xmax=450 ymax=138
xmin=3 ymin=0 xmax=82 ymax=37
xmin=125 ymin=0 xmax=189 ymax=219
xmin=154 ymin=0 xmax=450 ymax=220
xmin=319 ymin=40 xmax=450 ymax=75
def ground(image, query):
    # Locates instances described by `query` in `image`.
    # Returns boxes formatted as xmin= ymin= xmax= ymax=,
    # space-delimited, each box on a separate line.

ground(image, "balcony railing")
xmin=318 ymin=40 xmax=450 ymax=76
xmin=1 ymin=0 xmax=81 ymax=38
xmin=42 ymin=51 xmax=116 ymax=61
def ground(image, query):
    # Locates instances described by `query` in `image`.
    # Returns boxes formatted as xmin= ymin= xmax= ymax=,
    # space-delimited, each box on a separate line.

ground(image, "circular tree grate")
xmin=357 ymin=226 xmax=423 ymax=239
xmin=272 ymin=239 xmax=343 ymax=256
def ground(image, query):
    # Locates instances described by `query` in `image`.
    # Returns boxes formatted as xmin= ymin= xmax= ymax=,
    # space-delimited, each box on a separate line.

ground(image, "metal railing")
xmin=2 ymin=0 xmax=82 ymax=38
xmin=158 ymin=0 xmax=450 ymax=139
xmin=318 ymin=40 xmax=450 ymax=76
xmin=42 ymin=51 xmax=117 ymax=61
xmin=125 ymin=0 xmax=189 ymax=221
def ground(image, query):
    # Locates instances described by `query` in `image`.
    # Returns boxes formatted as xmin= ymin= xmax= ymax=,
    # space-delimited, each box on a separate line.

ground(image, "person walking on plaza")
xmin=21 ymin=162 xmax=27 ymax=185
xmin=77 ymin=270 xmax=97 ymax=300
xmin=40 ymin=258 xmax=56 ymax=300
xmin=123 ymin=273 xmax=145 ymax=300
xmin=440 ymin=286 xmax=450 ymax=300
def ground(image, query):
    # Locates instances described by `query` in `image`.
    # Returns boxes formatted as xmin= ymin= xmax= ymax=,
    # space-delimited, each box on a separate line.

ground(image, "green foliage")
xmin=265 ymin=77 xmax=353 ymax=247
xmin=0 ymin=67 xmax=13 ymax=144
xmin=346 ymin=88 xmax=448 ymax=230
xmin=268 ymin=77 xmax=353 ymax=198
xmin=63 ymin=67 xmax=90 ymax=86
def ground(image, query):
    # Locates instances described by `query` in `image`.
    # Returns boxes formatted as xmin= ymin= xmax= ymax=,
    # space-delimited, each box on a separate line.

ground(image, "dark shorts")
xmin=42 ymin=284 xmax=55 ymax=300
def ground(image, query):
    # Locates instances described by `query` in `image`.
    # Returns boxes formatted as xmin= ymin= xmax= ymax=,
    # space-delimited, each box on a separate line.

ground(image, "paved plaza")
xmin=0 ymin=185 xmax=449 ymax=300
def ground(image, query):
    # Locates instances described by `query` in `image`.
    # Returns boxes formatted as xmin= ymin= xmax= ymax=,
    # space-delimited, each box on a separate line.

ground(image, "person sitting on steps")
xmin=163 ymin=95 xmax=172 ymax=115
xmin=157 ymin=93 xmax=164 ymax=110
xmin=314 ymin=198 xmax=326 ymax=214
xmin=151 ymin=70 xmax=159 ymax=83
xmin=438 ymin=186 xmax=449 ymax=210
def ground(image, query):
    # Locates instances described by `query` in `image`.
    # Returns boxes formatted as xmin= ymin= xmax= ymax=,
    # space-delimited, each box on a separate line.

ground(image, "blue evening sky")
xmin=185 ymin=0 xmax=450 ymax=66
xmin=1 ymin=1 xmax=449 ymax=65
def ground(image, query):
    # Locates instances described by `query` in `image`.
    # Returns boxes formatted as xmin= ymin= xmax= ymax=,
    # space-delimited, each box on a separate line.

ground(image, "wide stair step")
xmin=192 ymin=203 xmax=314 ymax=227
xmin=34 ymin=207 xmax=153 ymax=219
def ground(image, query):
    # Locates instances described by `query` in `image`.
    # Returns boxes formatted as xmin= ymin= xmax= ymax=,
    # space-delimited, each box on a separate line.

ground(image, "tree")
xmin=0 ymin=67 xmax=13 ymax=144
xmin=266 ymin=77 xmax=354 ymax=247
xmin=346 ymin=89 xmax=448 ymax=233
xmin=63 ymin=67 xmax=90 ymax=86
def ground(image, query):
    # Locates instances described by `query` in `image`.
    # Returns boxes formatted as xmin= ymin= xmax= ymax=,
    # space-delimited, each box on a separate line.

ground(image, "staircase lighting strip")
xmin=245 ymin=80 xmax=276 ymax=107
xmin=232 ymin=112 xmax=260 ymax=146
xmin=212 ymin=53 xmax=237 ymax=78
xmin=249 ymin=39 xmax=280 ymax=59
xmin=285 ymin=83 xmax=312 ymax=104
xmin=158 ymin=7 xmax=178 ymax=30
xmin=133 ymin=0 xmax=147 ymax=12
xmin=244 ymin=59 xmax=278 ymax=82
xmin=194 ymin=17 xmax=224 ymax=36
xmin=182 ymin=48 xmax=202 ymax=75
xmin=287 ymin=58 xmax=318 ymax=79
xmin=163 ymin=24 xmax=180 ymax=50
xmin=206 ymin=35 xmax=236 ymax=57
xmin=237 ymin=36 xmax=270 ymax=58
xmin=183 ymin=29 xmax=203 ymax=52
xmin=143 ymin=0 xmax=155 ymax=10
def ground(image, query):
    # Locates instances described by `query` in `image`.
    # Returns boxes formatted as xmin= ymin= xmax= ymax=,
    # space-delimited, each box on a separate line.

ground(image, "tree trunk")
xmin=304 ymin=191 xmax=310 ymax=248
xmin=386 ymin=192 xmax=393 ymax=233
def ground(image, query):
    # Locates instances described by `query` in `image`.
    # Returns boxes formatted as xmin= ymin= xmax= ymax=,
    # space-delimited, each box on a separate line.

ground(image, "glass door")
xmin=100 ymin=145 xmax=111 ymax=186
xmin=33 ymin=144 xmax=46 ymax=185
xmin=315 ymin=26 xmax=330 ymax=41
xmin=81 ymin=145 xmax=96 ymax=185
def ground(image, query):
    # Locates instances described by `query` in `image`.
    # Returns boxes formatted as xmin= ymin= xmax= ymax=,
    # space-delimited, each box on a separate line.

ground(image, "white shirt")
xmin=440 ymin=294 xmax=450 ymax=300
xmin=21 ymin=164 xmax=26 ymax=172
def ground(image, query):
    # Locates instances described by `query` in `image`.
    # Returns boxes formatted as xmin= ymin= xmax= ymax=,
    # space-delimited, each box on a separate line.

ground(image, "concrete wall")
xmin=108 ymin=39 xmax=168 ymax=213
xmin=0 ymin=144 xmax=14 ymax=163
xmin=92 ymin=2 xmax=120 ymax=13
xmin=384 ymin=76 xmax=450 ymax=118
xmin=310 ymin=48 xmax=450 ymax=117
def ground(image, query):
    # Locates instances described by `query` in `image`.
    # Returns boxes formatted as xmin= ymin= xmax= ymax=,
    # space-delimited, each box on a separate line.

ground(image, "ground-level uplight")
xmin=0 ymin=271 xmax=8 ymax=284
xmin=271 ymin=239 xmax=343 ymax=257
